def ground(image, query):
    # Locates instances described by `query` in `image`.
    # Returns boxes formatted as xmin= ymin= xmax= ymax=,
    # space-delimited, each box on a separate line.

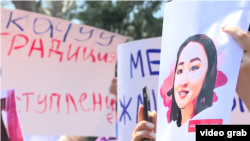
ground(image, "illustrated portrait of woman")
xmin=166 ymin=34 xmax=218 ymax=127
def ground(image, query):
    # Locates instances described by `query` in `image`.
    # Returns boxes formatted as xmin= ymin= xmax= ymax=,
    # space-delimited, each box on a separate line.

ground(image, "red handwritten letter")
xmin=98 ymin=52 xmax=108 ymax=62
xmin=49 ymin=39 xmax=63 ymax=62
xmin=67 ymin=44 xmax=81 ymax=62
xmin=50 ymin=93 xmax=61 ymax=113
xmin=93 ymin=93 xmax=102 ymax=111
xmin=34 ymin=94 xmax=47 ymax=113
xmin=8 ymin=34 xmax=29 ymax=56
xmin=109 ymin=52 xmax=117 ymax=63
xmin=106 ymin=96 xmax=115 ymax=112
xmin=29 ymin=38 xmax=44 ymax=58
xmin=83 ymin=47 xmax=96 ymax=62
xmin=79 ymin=93 xmax=90 ymax=111
xmin=107 ymin=113 xmax=113 ymax=124
xmin=16 ymin=96 xmax=21 ymax=113
xmin=22 ymin=93 xmax=34 ymax=112
xmin=66 ymin=94 xmax=77 ymax=114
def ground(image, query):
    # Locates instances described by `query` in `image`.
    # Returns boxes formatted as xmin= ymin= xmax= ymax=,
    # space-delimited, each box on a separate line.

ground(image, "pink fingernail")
xmin=149 ymin=132 xmax=156 ymax=138
xmin=221 ymin=25 xmax=227 ymax=29
xmin=146 ymin=122 xmax=154 ymax=128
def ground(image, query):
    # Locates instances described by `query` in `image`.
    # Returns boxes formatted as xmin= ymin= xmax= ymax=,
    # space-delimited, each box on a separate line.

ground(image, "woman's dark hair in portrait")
xmin=167 ymin=34 xmax=217 ymax=127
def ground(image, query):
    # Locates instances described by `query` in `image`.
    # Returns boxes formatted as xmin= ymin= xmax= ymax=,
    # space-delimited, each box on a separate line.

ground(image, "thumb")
xmin=222 ymin=25 xmax=250 ymax=52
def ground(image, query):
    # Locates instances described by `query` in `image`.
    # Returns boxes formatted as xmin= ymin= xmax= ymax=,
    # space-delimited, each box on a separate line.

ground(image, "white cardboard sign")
xmin=1 ymin=8 xmax=129 ymax=136
xmin=117 ymin=37 xmax=161 ymax=141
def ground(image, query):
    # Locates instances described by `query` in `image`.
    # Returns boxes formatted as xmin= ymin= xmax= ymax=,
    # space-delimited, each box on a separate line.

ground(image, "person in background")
xmin=131 ymin=25 xmax=250 ymax=141
xmin=109 ymin=77 xmax=117 ymax=98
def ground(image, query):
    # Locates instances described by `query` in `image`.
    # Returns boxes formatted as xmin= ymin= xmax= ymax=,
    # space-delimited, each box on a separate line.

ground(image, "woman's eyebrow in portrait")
xmin=178 ymin=62 xmax=184 ymax=65
xmin=190 ymin=57 xmax=201 ymax=63
xmin=178 ymin=57 xmax=201 ymax=66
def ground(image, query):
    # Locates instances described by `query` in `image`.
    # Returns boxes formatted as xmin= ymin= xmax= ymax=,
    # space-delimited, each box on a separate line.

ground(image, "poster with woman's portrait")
xmin=156 ymin=1 xmax=250 ymax=141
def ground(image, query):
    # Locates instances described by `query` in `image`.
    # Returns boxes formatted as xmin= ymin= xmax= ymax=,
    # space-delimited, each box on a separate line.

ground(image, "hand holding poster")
xmin=157 ymin=1 xmax=250 ymax=141
xmin=1 ymin=8 xmax=129 ymax=136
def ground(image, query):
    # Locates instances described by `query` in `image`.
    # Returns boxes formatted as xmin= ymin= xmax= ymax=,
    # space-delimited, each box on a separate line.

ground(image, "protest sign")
xmin=117 ymin=37 xmax=250 ymax=141
xmin=1 ymin=8 xmax=129 ymax=136
xmin=117 ymin=37 xmax=161 ymax=141
xmin=1 ymin=89 xmax=24 ymax=141
xmin=156 ymin=1 xmax=250 ymax=141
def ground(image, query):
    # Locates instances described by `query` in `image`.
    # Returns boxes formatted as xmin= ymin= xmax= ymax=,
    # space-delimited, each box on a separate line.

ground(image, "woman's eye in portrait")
xmin=190 ymin=66 xmax=199 ymax=71
xmin=177 ymin=69 xmax=182 ymax=74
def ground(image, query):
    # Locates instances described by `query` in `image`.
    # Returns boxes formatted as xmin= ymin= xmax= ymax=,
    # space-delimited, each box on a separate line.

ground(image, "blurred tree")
xmin=78 ymin=1 xmax=164 ymax=40
xmin=12 ymin=0 xmax=41 ymax=12
xmin=1 ymin=0 xmax=9 ymax=8
xmin=10 ymin=0 xmax=77 ymax=21
xmin=2 ymin=0 xmax=165 ymax=40
xmin=41 ymin=0 xmax=77 ymax=20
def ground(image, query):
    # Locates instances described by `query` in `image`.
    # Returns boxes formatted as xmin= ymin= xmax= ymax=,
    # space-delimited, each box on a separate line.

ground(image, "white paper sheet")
xmin=117 ymin=37 xmax=161 ymax=141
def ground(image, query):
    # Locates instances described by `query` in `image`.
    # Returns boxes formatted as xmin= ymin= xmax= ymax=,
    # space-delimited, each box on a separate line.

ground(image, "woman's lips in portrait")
xmin=178 ymin=90 xmax=189 ymax=98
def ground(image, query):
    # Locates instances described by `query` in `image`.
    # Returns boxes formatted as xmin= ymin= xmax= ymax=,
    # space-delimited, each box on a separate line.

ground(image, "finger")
xmin=109 ymin=85 xmax=112 ymax=93
xmin=132 ymin=130 xmax=156 ymax=141
xmin=148 ymin=111 xmax=157 ymax=133
xmin=112 ymin=77 xmax=117 ymax=83
xmin=133 ymin=121 xmax=155 ymax=135
xmin=138 ymin=104 xmax=145 ymax=122
xmin=151 ymin=110 xmax=157 ymax=133
xmin=111 ymin=88 xmax=117 ymax=96
xmin=114 ymin=87 xmax=117 ymax=95
xmin=110 ymin=84 xmax=117 ymax=94
xmin=112 ymin=82 xmax=117 ymax=92
xmin=110 ymin=85 xmax=115 ymax=93
xmin=132 ymin=105 xmax=145 ymax=137
xmin=222 ymin=26 xmax=250 ymax=52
